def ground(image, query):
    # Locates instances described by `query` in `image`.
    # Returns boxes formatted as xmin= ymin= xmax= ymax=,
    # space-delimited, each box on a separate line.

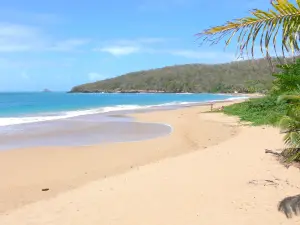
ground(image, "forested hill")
xmin=70 ymin=58 xmax=279 ymax=93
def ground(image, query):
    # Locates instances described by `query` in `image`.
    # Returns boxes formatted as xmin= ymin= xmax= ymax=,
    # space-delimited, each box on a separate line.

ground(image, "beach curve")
xmin=0 ymin=101 xmax=239 ymax=214
xmin=1 ymin=100 xmax=299 ymax=224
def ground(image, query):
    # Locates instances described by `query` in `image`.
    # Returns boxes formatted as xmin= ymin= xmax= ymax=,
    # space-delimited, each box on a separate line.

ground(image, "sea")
xmin=0 ymin=92 xmax=247 ymax=150
xmin=0 ymin=92 xmax=245 ymax=125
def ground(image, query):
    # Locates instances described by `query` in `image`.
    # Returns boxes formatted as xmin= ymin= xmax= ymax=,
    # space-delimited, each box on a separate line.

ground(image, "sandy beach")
xmin=1 ymin=100 xmax=300 ymax=224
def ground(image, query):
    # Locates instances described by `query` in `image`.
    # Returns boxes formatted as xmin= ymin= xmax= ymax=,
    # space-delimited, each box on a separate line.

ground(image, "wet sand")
xmin=0 ymin=120 xmax=172 ymax=150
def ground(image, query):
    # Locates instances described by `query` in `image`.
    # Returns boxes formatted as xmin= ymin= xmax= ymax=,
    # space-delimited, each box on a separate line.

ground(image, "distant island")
xmin=69 ymin=58 xmax=280 ymax=94
xmin=43 ymin=89 xmax=51 ymax=92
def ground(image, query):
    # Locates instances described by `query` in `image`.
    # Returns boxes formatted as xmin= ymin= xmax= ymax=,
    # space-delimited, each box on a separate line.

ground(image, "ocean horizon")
xmin=0 ymin=92 xmax=246 ymax=127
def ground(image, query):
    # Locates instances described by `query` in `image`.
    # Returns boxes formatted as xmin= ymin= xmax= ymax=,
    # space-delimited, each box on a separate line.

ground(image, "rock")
xmin=42 ymin=188 xmax=50 ymax=192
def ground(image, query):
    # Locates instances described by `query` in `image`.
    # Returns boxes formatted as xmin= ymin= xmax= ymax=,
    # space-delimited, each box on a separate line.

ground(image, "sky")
xmin=0 ymin=0 xmax=272 ymax=91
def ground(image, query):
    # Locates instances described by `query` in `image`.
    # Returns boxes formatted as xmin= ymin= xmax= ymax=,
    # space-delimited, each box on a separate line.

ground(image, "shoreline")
xmin=1 ymin=99 xmax=300 ymax=224
xmin=1 ymin=98 xmax=299 ymax=224
xmin=0 ymin=101 xmax=241 ymax=214
xmin=0 ymin=97 xmax=249 ymax=151
xmin=0 ymin=93 xmax=249 ymax=127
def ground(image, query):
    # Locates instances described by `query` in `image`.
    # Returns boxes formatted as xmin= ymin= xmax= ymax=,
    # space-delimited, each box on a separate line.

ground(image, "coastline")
xmin=0 ymin=101 xmax=241 ymax=213
xmin=0 ymin=95 xmax=250 ymax=151
xmin=0 ymin=92 xmax=251 ymax=127
xmin=1 ymin=99 xmax=300 ymax=224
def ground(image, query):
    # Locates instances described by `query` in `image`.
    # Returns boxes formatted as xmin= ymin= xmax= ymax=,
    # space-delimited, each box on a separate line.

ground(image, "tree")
xmin=197 ymin=0 xmax=300 ymax=61
xmin=278 ymin=93 xmax=300 ymax=160
xmin=197 ymin=0 xmax=300 ymax=218
xmin=277 ymin=92 xmax=300 ymax=218
xmin=271 ymin=60 xmax=300 ymax=94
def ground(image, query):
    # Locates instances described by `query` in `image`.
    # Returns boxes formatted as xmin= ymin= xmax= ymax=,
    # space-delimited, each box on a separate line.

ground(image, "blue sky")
xmin=0 ymin=0 xmax=271 ymax=91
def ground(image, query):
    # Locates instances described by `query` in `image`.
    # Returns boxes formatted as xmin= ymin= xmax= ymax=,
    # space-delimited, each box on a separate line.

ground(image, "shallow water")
xmin=0 ymin=92 xmax=239 ymax=126
xmin=0 ymin=114 xmax=172 ymax=150
xmin=0 ymin=93 xmax=246 ymax=150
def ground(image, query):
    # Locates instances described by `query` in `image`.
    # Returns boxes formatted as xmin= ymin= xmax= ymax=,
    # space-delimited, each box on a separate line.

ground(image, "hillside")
xmin=70 ymin=59 xmax=280 ymax=93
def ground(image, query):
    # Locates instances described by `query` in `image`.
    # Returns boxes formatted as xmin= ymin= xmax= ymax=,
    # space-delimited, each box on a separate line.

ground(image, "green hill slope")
xmin=70 ymin=59 xmax=278 ymax=93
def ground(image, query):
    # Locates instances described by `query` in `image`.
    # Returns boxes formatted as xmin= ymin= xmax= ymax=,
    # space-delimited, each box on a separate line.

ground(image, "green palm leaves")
xmin=198 ymin=0 xmax=300 ymax=159
xmin=277 ymin=93 xmax=300 ymax=162
xmin=271 ymin=61 xmax=300 ymax=94
xmin=278 ymin=94 xmax=300 ymax=103
xmin=197 ymin=0 xmax=300 ymax=58
xmin=198 ymin=0 xmax=300 ymax=157
xmin=273 ymin=63 xmax=300 ymax=158
xmin=198 ymin=0 xmax=300 ymax=218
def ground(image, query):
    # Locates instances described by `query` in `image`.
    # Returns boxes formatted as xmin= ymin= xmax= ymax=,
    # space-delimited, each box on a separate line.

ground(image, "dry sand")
xmin=1 ymin=100 xmax=300 ymax=224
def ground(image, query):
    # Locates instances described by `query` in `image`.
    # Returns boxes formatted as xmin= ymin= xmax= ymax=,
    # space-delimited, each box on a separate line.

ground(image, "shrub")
xmin=224 ymin=95 xmax=288 ymax=126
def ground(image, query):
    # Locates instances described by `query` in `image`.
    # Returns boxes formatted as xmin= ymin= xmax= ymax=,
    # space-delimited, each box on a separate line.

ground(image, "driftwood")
xmin=265 ymin=149 xmax=281 ymax=156
xmin=264 ymin=149 xmax=300 ymax=218
xmin=248 ymin=179 xmax=279 ymax=187
xmin=280 ymin=129 xmax=300 ymax=134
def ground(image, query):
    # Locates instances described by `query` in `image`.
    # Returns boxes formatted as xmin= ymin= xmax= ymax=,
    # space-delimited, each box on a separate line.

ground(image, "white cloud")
xmin=0 ymin=23 xmax=45 ymax=52
xmin=88 ymin=72 xmax=107 ymax=81
xmin=95 ymin=37 xmax=167 ymax=56
xmin=0 ymin=23 xmax=89 ymax=52
xmin=49 ymin=39 xmax=90 ymax=51
xmin=95 ymin=37 xmax=235 ymax=62
xmin=97 ymin=43 xmax=236 ymax=61
xmin=99 ymin=46 xmax=141 ymax=56
xmin=0 ymin=23 xmax=38 ymax=38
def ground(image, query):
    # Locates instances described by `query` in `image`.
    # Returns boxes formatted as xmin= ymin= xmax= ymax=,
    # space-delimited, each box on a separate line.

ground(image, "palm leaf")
xmin=279 ymin=115 xmax=297 ymax=132
xmin=277 ymin=94 xmax=300 ymax=121
xmin=277 ymin=94 xmax=300 ymax=103
xmin=196 ymin=0 xmax=300 ymax=59
xmin=284 ymin=148 xmax=300 ymax=162
xmin=290 ymin=132 xmax=300 ymax=147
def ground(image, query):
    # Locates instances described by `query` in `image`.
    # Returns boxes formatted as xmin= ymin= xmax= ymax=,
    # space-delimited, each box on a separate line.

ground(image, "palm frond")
xmin=279 ymin=115 xmax=297 ymax=131
xmin=197 ymin=0 xmax=300 ymax=59
xmin=287 ymin=106 xmax=300 ymax=120
xmin=277 ymin=94 xmax=300 ymax=103
xmin=281 ymin=147 xmax=300 ymax=162
xmin=290 ymin=131 xmax=300 ymax=147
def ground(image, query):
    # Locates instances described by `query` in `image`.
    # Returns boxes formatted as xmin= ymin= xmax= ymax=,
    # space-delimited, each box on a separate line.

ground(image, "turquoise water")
xmin=0 ymin=92 xmax=246 ymax=150
xmin=0 ymin=92 xmax=241 ymax=126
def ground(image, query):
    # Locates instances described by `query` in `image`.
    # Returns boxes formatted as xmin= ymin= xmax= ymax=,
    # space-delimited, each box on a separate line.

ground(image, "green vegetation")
xmin=199 ymin=0 xmax=300 ymax=218
xmin=271 ymin=63 xmax=300 ymax=95
xmin=278 ymin=93 xmax=300 ymax=162
xmin=224 ymin=95 xmax=288 ymax=126
xmin=199 ymin=0 xmax=300 ymax=156
xmin=70 ymin=59 xmax=276 ymax=93
xmin=223 ymin=59 xmax=300 ymax=127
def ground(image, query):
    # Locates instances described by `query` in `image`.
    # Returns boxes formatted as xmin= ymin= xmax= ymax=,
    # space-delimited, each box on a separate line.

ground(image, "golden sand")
xmin=1 ymin=100 xmax=299 ymax=224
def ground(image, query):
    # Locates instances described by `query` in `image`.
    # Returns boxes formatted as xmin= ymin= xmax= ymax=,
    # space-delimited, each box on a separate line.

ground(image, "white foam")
xmin=0 ymin=105 xmax=148 ymax=127
xmin=0 ymin=96 xmax=246 ymax=127
xmin=225 ymin=96 xmax=250 ymax=101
